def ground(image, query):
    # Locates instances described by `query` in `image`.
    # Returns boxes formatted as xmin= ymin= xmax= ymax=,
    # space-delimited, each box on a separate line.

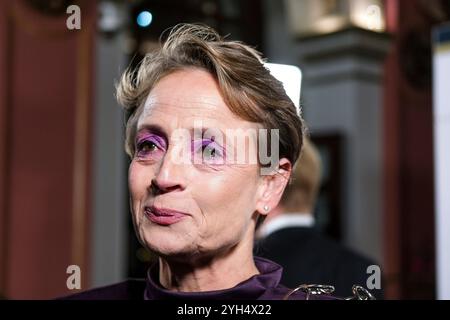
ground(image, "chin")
xmin=140 ymin=225 xmax=196 ymax=259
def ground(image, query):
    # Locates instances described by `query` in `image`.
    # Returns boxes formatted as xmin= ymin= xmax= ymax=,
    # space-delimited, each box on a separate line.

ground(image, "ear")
xmin=256 ymin=158 xmax=292 ymax=215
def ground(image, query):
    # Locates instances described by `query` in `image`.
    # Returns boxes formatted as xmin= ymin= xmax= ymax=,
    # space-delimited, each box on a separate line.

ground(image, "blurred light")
xmin=351 ymin=3 xmax=385 ymax=32
xmin=98 ymin=1 xmax=124 ymax=33
xmin=365 ymin=5 xmax=383 ymax=31
xmin=286 ymin=0 xmax=386 ymax=36
xmin=137 ymin=11 xmax=153 ymax=28
xmin=315 ymin=15 xmax=347 ymax=34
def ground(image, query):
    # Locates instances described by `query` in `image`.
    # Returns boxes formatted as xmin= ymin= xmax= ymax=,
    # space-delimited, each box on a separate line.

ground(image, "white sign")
xmin=264 ymin=63 xmax=302 ymax=115
xmin=433 ymin=25 xmax=450 ymax=300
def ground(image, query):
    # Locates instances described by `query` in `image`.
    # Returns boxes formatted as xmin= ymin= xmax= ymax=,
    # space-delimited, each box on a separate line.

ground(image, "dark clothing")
xmin=61 ymin=256 xmax=338 ymax=300
xmin=61 ymin=278 xmax=147 ymax=300
xmin=255 ymin=227 xmax=383 ymax=299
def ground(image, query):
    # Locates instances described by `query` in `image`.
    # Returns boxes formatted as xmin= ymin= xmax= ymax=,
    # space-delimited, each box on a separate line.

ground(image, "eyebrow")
xmin=190 ymin=127 xmax=225 ymax=138
xmin=137 ymin=123 xmax=226 ymax=137
xmin=136 ymin=122 xmax=231 ymax=148
xmin=136 ymin=124 xmax=167 ymax=138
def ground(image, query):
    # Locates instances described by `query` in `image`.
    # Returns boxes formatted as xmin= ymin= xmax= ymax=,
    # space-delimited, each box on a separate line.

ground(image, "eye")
xmin=202 ymin=144 xmax=217 ymax=159
xmin=134 ymin=132 xmax=167 ymax=161
xmin=200 ymin=140 xmax=225 ymax=164
xmin=138 ymin=141 xmax=158 ymax=153
xmin=135 ymin=138 xmax=165 ymax=160
xmin=191 ymin=139 xmax=225 ymax=165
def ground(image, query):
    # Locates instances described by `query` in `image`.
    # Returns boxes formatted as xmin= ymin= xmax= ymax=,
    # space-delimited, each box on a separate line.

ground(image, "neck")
xmin=158 ymin=228 xmax=259 ymax=292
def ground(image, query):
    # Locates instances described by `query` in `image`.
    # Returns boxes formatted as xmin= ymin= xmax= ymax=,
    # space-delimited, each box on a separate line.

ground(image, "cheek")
xmin=128 ymin=161 xmax=153 ymax=200
xmin=194 ymin=166 xmax=260 ymax=219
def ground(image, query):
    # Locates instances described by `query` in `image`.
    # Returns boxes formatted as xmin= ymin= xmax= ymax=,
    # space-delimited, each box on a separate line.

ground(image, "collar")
xmin=144 ymin=256 xmax=283 ymax=300
xmin=258 ymin=213 xmax=315 ymax=238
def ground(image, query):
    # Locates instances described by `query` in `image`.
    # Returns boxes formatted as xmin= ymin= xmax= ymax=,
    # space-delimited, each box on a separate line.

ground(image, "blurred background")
xmin=0 ymin=0 xmax=449 ymax=300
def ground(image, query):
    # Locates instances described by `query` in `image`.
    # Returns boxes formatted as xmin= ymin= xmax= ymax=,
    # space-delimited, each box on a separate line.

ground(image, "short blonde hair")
xmin=116 ymin=23 xmax=304 ymax=167
xmin=280 ymin=138 xmax=322 ymax=211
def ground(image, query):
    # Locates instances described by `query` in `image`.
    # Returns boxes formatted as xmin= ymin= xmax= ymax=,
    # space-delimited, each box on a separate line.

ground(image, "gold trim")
xmin=71 ymin=21 xmax=91 ymax=289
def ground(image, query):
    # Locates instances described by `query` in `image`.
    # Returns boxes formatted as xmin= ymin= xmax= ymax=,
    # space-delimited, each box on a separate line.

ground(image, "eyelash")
xmin=135 ymin=137 xmax=165 ymax=159
xmin=134 ymin=136 xmax=225 ymax=164
xmin=137 ymin=140 xmax=157 ymax=152
xmin=193 ymin=140 xmax=225 ymax=162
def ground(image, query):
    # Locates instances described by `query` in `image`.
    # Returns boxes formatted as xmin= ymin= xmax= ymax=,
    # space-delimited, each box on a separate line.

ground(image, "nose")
xmin=150 ymin=146 xmax=186 ymax=195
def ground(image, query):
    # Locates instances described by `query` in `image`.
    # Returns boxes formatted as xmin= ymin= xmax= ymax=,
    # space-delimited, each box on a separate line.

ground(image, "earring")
xmin=263 ymin=205 xmax=270 ymax=212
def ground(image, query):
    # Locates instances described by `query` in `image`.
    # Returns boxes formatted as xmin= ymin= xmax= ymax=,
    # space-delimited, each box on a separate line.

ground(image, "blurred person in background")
xmin=256 ymin=138 xmax=383 ymax=299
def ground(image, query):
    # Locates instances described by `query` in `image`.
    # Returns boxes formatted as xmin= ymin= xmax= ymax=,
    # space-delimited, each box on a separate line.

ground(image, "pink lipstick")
xmin=144 ymin=206 xmax=188 ymax=226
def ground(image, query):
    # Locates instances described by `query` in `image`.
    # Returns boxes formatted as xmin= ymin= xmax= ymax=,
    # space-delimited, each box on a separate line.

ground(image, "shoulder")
xmin=264 ymin=227 xmax=376 ymax=266
xmin=58 ymin=279 xmax=146 ymax=300
xmin=257 ymin=227 xmax=332 ymax=254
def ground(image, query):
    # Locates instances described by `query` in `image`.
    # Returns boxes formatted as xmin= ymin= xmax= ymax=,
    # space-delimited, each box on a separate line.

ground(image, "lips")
xmin=144 ymin=206 xmax=188 ymax=226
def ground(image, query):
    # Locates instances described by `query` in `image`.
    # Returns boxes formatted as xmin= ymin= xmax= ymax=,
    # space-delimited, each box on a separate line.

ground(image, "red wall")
xmin=384 ymin=0 xmax=436 ymax=299
xmin=0 ymin=0 xmax=96 ymax=299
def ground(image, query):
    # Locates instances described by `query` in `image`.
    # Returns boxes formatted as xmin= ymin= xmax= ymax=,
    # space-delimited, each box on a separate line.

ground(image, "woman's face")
xmin=129 ymin=68 xmax=281 ymax=261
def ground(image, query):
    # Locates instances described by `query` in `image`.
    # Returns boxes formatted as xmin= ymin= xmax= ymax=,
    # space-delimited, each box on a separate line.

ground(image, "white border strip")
xmin=433 ymin=35 xmax=450 ymax=300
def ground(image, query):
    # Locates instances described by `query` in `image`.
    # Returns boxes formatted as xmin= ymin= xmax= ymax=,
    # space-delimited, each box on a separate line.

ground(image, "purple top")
xmin=62 ymin=256 xmax=338 ymax=300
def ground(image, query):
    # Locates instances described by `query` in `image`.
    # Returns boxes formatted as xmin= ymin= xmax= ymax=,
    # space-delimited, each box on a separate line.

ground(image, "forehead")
xmin=136 ymin=69 xmax=257 ymax=131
